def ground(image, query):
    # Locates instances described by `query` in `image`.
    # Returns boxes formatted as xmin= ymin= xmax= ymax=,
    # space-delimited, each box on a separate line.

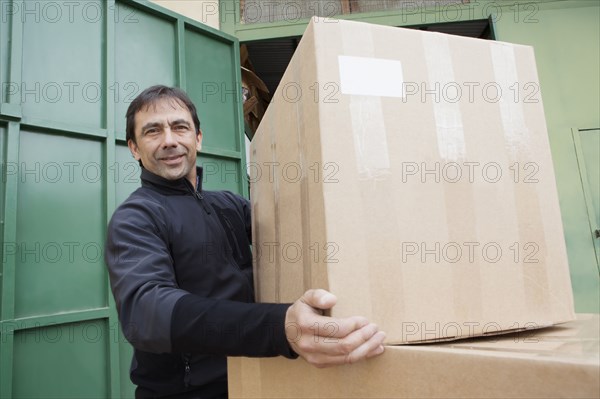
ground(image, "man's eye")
xmin=174 ymin=125 xmax=188 ymax=131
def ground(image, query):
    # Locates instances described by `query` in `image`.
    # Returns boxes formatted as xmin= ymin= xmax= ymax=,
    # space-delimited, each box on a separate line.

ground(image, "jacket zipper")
xmin=183 ymin=353 xmax=191 ymax=388
xmin=193 ymin=191 xmax=212 ymax=214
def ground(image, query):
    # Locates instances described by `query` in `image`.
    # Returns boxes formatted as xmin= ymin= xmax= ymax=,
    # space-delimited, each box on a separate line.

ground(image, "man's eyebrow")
xmin=141 ymin=121 xmax=163 ymax=133
xmin=169 ymin=119 xmax=191 ymax=127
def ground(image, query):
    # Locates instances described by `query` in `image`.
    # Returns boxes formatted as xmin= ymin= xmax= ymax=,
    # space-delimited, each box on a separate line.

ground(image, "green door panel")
xmin=20 ymin=0 xmax=104 ymax=129
xmin=14 ymin=130 xmax=106 ymax=318
xmin=185 ymin=28 xmax=242 ymax=153
xmin=13 ymin=320 xmax=109 ymax=398
xmin=0 ymin=123 xmax=5 ymax=313
xmin=1 ymin=13 xmax=9 ymax=104
xmin=114 ymin=2 xmax=177 ymax=140
xmin=565 ymin=127 xmax=600 ymax=312
xmin=0 ymin=0 xmax=245 ymax=396
xmin=115 ymin=144 xmax=141 ymax=206
xmin=200 ymin=155 xmax=243 ymax=193
xmin=573 ymin=127 xmax=600 ymax=273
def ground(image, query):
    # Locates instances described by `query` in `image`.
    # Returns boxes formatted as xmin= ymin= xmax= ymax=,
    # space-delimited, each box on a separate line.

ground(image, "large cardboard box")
xmin=228 ymin=314 xmax=600 ymax=398
xmin=250 ymin=18 xmax=575 ymax=343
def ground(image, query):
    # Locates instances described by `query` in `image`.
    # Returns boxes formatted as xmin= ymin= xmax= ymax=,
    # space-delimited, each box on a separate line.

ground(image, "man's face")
xmin=128 ymin=98 xmax=202 ymax=186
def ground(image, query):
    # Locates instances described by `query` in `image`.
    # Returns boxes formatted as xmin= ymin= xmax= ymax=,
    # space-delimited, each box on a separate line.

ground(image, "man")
xmin=105 ymin=85 xmax=386 ymax=398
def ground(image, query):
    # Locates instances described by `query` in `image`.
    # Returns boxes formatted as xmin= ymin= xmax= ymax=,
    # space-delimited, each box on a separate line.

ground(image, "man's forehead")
xmin=137 ymin=97 xmax=193 ymax=118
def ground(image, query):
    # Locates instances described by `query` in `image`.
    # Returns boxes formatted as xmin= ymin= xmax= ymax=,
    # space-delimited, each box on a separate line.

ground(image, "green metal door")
xmin=574 ymin=129 xmax=600 ymax=265
xmin=571 ymin=127 xmax=600 ymax=312
xmin=0 ymin=1 xmax=246 ymax=397
xmin=573 ymin=128 xmax=600 ymax=265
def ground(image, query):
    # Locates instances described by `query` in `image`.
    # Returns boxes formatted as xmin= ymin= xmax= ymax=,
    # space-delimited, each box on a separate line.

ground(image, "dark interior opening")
xmin=244 ymin=18 xmax=494 ymax=96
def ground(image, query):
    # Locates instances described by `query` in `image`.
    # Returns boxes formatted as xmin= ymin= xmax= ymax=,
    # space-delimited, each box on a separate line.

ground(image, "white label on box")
xmin=338 ymin=55 xmax=404 ymax=98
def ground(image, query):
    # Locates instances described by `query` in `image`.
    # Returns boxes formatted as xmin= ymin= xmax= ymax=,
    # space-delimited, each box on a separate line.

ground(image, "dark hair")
xmin=125 ymin=85 xmax=201 ymax=143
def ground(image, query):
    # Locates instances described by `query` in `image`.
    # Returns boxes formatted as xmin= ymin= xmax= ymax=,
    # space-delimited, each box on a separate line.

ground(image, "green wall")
xmin=231 ymin=0 xmax=600 ymax=312
xmin=493 ymin=1 xmax=600 ymax=312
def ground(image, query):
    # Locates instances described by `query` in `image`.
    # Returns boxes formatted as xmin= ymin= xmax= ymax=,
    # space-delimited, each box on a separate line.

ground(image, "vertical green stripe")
xmin=105 ymin=1 xmax=121 ymax=397
xmin=0 ymin=5 xmax=24 ymax=396
xmin=6 ymin=0 xmax=22 ymax=105
xmin=0 ymin=121 xmax=21 ymax=399
xmin=177 ymin=20 xmax=187 ymax=90
xmin=232 ymin=42 xmax=248 ymax=198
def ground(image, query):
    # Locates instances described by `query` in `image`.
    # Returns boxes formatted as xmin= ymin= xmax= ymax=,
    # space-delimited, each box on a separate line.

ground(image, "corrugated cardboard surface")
xmin=250 ymin=17 xmax=575 ymax=343
xmin=228 ymin=314 xmax=600 ymax=398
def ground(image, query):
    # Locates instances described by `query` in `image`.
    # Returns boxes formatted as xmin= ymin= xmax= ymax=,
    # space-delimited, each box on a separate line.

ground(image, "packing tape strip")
xmin=490 ymin=43 xmax=530 ymax=157
xmin=491 ymin=42 xmax=551 ymax=319
xmin=337 ymin=20 xmax=381 ymax=322
xmin=348 ymin=95 xmax=391 ymax=180
xmin=291 ymin=56 xmax=314 ymax=299
xmin=338 ymin=22 xmax=392 ymax=180
xmin=269 ymin=93 xmax=282 ymax=303
xmin=423 ymin=33 xmax=466 ymax=162
xmin=422 ymin=32 xmax=478 ymax=330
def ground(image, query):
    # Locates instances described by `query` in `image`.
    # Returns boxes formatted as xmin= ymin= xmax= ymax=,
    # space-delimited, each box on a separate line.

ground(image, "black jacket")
xmin=105 ymin=167 xmax=296 ymax=398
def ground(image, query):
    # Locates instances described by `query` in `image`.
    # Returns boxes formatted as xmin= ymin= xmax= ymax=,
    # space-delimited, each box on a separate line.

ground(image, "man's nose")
xmin=162 ymin=128 xmax=177 ymax=147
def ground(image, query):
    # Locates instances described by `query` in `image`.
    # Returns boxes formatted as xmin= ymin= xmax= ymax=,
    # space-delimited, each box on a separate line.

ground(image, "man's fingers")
xmin=294 ymin=321 xmax=382 ymax=357
xmin=327 ymin=323 xmax=381 ymax=356
xmin=346 ymin=331 xmax=386 ymax=363
xmin=295 ymin=315 xmax=370 ymax=343
xmin=325 ymin=316 xmax=371 ymax=338
xmin=365 ymin=344 xmax=386 ymax=359
xmin=302 ymin=332 xmax=386 ymax=368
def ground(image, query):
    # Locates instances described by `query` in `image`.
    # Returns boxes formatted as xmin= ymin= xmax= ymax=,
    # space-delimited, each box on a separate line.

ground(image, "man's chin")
xmin=157 ymin=168 xmax=187 ymax=181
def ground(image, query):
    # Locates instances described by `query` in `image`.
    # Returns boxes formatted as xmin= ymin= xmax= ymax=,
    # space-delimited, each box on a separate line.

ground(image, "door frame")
xmin=571 ymin=127 xmax=600 ymax=270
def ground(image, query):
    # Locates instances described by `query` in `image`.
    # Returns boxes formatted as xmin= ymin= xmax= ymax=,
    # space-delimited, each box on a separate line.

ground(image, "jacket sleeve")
xmin=105 ymin=196 xmax=187 ymax=354
xmin=105 ymin=194 xmax=297 ymax=359
xmin=170 ymin=293 xmax=297 ymax=358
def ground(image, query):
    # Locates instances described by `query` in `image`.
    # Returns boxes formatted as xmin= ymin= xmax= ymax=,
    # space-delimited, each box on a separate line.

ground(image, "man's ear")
xmin=128 ymin=139 xmax=141 ymax=161
xmin=196 ymin=129 xmax=203 ymax=152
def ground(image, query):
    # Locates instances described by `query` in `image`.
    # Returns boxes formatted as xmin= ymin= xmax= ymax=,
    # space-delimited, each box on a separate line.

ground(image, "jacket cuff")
xmin=273 ymin=303 xmax=299 ymax=359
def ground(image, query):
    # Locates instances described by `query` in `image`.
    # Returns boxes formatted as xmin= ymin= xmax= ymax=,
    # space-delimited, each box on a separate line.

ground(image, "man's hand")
xmin=284 ymin=289 xmax=386 ymax=368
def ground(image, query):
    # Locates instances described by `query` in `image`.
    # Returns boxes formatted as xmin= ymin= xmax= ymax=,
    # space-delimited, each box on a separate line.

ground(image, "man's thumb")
xmin=302 ymin=289 xmax=337 ymax=310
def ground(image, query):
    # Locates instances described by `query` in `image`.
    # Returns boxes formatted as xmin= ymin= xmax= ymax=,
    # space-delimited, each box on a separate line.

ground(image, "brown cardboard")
xmin=250 ymin=18 xmax=575 ymax=344
xmin=228 ymin=314 xmax=600 ymax=398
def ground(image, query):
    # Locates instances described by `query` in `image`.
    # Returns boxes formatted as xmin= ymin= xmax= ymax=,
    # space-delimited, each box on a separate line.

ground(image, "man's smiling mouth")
xmin=160 ymin=154 xmax=185 ymax=164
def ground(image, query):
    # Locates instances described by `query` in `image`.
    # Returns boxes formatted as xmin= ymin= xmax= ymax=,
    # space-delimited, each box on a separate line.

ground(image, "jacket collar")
xmin=140 ymin=166 xmax=203 ymax=195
